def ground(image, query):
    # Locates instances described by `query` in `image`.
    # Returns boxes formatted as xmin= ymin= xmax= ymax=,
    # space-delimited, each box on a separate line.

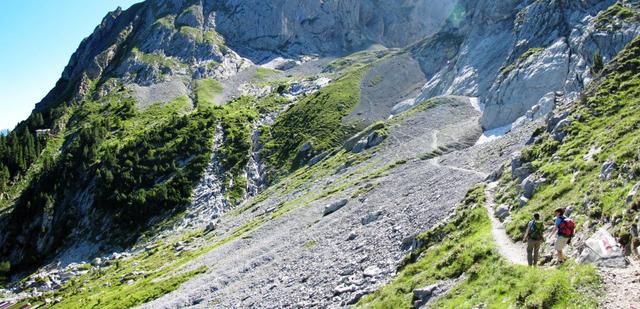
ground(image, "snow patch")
xmin=260 ymin=57 xmax=293 ymax=70
xmin=476 ymin=123 xmax=512 ymax=145
xmin=469 ymin=97 xmax=484 ymax=113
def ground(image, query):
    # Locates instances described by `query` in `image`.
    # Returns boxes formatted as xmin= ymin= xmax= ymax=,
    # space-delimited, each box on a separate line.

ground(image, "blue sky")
xmin=0 ymin=0 xmax=142 ymax=130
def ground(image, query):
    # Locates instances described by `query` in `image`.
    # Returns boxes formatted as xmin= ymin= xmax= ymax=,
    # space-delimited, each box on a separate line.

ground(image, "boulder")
xmin=91 ymin=258 xmax=103 ymax=267
xmin=366 ymin=131 xmax=386 ymax=148
xmin=412 ymin=284 xmax=439 ymax=307
xmin=551 ymin=118 xmax=571 ymax=141
xmin=323 ymin=199 xmax=349 ymax=216
xmin=600 ymin=160 xmax=617 ymax=180
xmin=308 ymin=152 xmax=329 ymax=166
xmin=494 ymin=205 xmax=510 ymax=221
xmin=512 ymin=163 xmax=534 ymax=182
xmin=522 ymin=175 xmax=546 ymax=199
xmin=333 ymin=284 xmax=357 ymax=295
xmin=519 ymin=196 xmax=529 ymax=207
xmin=510 ymin=152 xmax=523 ymax=171
xmin=546 ymin=110 xmax=570 ymax=133
xmin=363 ymin=265 xmax=381 ymax=277
xmin=351 ymin=138 xmax=368 ymax=154
xmin=205 ymin=221 xmax=217 ymax=232
xmin=300 ymin=142 xmax=313 ymax=153
xmin=582 ymin=146 xmax=601 ymax=162
xmin=347 ymin=232 xmax=358 ymax=241
xmin=344 ymin=122 xmax=385 ymax=152
xmin=579 ymin=229 xmax=628 ymax=268
xmin=361 ymin=211 xmax=383 ymax=225
xmin=626 ymin=182 xmax=640 ymax=204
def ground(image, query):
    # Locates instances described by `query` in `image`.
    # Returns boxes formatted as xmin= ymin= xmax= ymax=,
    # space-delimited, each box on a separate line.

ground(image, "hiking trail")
xmin=484 ymin=182 xmax=528 ymax=265
xmin=599 ymin=258 xmax=640 ymax=309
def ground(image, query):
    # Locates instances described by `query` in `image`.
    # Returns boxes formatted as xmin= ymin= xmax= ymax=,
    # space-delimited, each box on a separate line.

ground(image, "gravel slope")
xmin=139 ymin=98 xmax=537 ymax=309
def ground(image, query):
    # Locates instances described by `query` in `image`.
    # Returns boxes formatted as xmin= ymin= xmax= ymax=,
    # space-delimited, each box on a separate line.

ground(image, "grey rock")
xmin=205 ymin=221 xmax=217 ymax=232
xmin=347 ymin=232 xmax=358 ymax=241
xmin=361 ymin=211 xmax=383 ymax=225
xmin=333 ymin=284 xmax=357 ymax=295
xmin=551 ymin=118 xmax=572 ymax=141
xmin=366 ymin=131 xmax=386 ymax=149
xmin=351 ymin=138 xmax=368 ymax=154
xmin=600 ymin=160 xmax=617 ymax=180
xmin=323 ymin=199 xmax=348 ymax=216
xmin=300 ymin=142 xmax=313 ymax=153
xmin=308 ymin=152 xmax=328 ymax=167
xmin=412 ymin=284 xmax=439 ymax=307
xmin=580 ymin=229 xmax=627 ymax=268
xmin=363 ymin=266 xmax=382 ymax=277
xmin=510 ymin=152 xmax=523 ymax=171
xmin=519 ymin=196 xmax=529 ymax=207
xmin=626 ymin=182 xmax=640 ymax=204
xmin=547 ymin=111 xmax=570 ymax=133
xmin=346 ymin=289 xmax=370 ymax=305
xmin=391 ymin=98 xmax=417 ymax=115
xmin=495 ymin=205 xmax=510 ymax=221
xmin=522 ymin=175 xmax=546 ymax=199
xmin=513 ymin=163 xmax=534 ymax=182
xmin=91 ymin=258 xmax=102 ymax=267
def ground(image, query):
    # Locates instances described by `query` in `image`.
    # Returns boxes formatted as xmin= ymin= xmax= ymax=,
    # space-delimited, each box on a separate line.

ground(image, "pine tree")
xmin=591 ymin=50 xmax=604 ymax=75
xmin=33 ymin=113 xmax=44 ymax=128
xmin=0 ymin=164 xmax=9 ymax=191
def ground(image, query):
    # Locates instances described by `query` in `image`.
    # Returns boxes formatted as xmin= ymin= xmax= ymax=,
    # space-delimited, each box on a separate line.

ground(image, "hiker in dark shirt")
xmin=522 ymin=213 xmax=544 ymax=266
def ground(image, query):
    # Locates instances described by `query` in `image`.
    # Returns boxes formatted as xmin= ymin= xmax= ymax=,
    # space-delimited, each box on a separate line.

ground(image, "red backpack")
xmin=559 ymin=217 xmax=576 ymax=237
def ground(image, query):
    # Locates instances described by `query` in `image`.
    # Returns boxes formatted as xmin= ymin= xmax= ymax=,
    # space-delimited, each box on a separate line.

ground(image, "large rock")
xmin=214 ymin=0 xmax=456 ymax=58
xmin=495 ymin=205 xmax=510 ymax=221
xmin=323 ymin=199 xmax=348 ymax=216
xmin=578 ymin=229 xmax=628 ymax=268
xmin=412 ymin=284 xmax=439 ymax=308
xmin=551 ymin=118 xmax=572 ymax=141
xmin=361 ymin=211 xmax=383 ymax=225
xmin=626 ymin=182 xmax=640 ymax=204
xmin=344 ymin=122 xmax=386 ymax=153
xmin=522 ymin=175 xmax=546 ymax=199
xmin=351 ymin=138 xmax=368 ymax=154
xmin=512 ymin=163 xmax=534 ymax=182
xmin=366 ymin=131 xmax=386 ymax=148
xmin=600 ymin=160 xmax=617 ymax=180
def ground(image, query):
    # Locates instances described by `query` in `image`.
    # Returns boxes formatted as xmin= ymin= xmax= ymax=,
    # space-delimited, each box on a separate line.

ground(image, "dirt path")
xmin=484 ymin=182 xmax=528 ymax=265
xmin=599 ymin=259 xmax=640 ymax=309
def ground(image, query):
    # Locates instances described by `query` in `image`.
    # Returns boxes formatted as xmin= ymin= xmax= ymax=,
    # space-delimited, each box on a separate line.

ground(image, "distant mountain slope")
xmin=0 ymin=0 xmax=639 ymax=308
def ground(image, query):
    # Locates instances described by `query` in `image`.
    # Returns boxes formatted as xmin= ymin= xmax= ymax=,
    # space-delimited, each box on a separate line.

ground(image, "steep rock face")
xmin=35 ymin=0 xmax=455 ymax=111
xmin=413 ymin=0 xmax=640 ymax=129
xmin=213 ymin=0 xmax=455 ymax=60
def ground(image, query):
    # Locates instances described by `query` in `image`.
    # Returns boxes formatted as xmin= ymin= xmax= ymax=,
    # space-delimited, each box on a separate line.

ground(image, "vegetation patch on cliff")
xmin=260 ymin=67 xmax=368 ymax=177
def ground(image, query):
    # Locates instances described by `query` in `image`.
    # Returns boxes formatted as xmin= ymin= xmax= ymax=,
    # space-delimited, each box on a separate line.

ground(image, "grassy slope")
xmin=594 ymin=2 xmax=640 ymax=31
xmin=194 ymin=78 xmax=223 ymax=106
xmin=261 ymin=67 xmax=369 ymax=175
xmin=499 ymin=35 xmax=640 ymax=242
xmin=359 ymin=186 xmax=601 ymax=308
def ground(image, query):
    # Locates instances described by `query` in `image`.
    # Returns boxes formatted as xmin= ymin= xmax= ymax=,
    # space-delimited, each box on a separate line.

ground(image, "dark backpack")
xmin=558 ymin=217 xmax=576 ymax=237
xmin=529 ymin=221 xmax=544 ymax=240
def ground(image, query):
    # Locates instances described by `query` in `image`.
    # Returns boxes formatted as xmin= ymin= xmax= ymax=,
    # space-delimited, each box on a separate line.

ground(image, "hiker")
xmin=553 ymin=208 xmax=576 ymax=263
xmin=522 ymin=212 xmax=544 ymax=266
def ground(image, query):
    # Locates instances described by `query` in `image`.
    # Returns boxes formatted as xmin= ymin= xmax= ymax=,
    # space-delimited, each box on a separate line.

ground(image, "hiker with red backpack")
xmin=523 ymin=212 xmax=544 ymax=266
xmin=553 ymin=208 xmax=576 ymax=263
